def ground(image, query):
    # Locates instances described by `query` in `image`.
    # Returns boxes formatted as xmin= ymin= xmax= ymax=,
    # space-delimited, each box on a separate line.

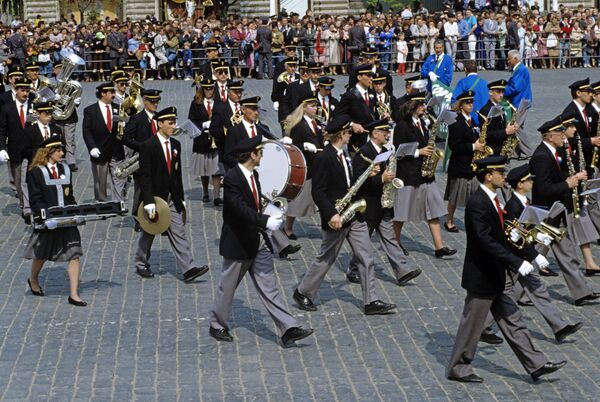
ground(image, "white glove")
xmin=182 ymin=200 xmax=186 ymax=209
xmin=509 ymin=228 xmax=521 ymax=243
xmin=202 ymin=120 xmax=211 ymax=129
xmin=266 ymin=215 xmax=283 ymax=231
xmin=53 ymin=93 xmax=61 ymax=101
xmin=280 ymin=136 xmax=293 ymax=145
xmin=518 ymin=260 xmax=534 ymax=276
xmin=273 ymin=101 xmax=279 ymax=111
xmin=535 ymin=232 xmax=553 ymax=247
xmin=143 ymin=203 xmax=156 ymax=219
xmin=303 ymin=142 xmax=317 ymax=153
xmin=45 ymin=219 xmax=58 ymax=230
xmin=90 ymin=148 xmax=101 ymax=158
xmin=74 ymin=97 xmax=81 ymax=106
xmin=428 ymin=71 xmax=438 ymax=81
xmin=0 ymin=150 xmax=9 ymax=162
xmin=534 ymin=254 xmax=550 ymax=269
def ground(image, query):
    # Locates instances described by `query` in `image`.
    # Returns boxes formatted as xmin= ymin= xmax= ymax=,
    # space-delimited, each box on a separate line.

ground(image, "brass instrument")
xmin=500 ymin=101 xmax=521 ymax=157
xmin=315 ymin=106 xmax=328 ymax=126
xmin=277 ymin=71 xmax=294 ymax=84
xmin=260 ymin=195 xmax=288 ymax=215
xmin=381 ymin=145 xmax=404 ymax=209
xmin=230 ymin=110 xmax=243 ymax=126
xmin=329 ymin=153 xmax=374 ymax=228
xmin=471 ymin=112 xmax=494 ymax=171
xmin=421 ymin=112 xmax=445 ymax=178
xmin=116 ymin=73 xmax=144 ymax=141
xmin=52 ymin=56 xmax=83 ymax=120
xmin=505 ymin=219 xmax=565 ymax=249
xmin=563 ymin=136 xmax=581 ymax=218
xmin=376 ymin=93 xmax=392 ymax=119
xmin=202 ymin=0 xmax=213 ymax=6
xmin=115 ymin=154 xmax=140 ymax=179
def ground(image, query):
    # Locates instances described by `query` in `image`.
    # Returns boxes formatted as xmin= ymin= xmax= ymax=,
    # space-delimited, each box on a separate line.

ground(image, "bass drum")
xmin=257 ymin=140 xmax=306 ymax=201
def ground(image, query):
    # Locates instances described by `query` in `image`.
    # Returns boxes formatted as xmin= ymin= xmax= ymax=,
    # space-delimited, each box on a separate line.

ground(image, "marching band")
xmin=6 ymin=43 xmax=600 ymax=380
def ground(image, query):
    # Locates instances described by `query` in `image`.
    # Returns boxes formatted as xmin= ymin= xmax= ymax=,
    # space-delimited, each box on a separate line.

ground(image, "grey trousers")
xmin=59 ymin=122 xmax=77 ymax=165
xmin=7 ymin=163 xmax=15 ymax=190
xmin=131 ymin=176 xmax=142 ymax=217
xmin=347 ymin=216 xmax=414 ymax=280
xmin=210 ymin=237 xmax=297 ymax=336
xmin=484 ymin=37 xmax=496 ymax=68
xmin=20 ymin=159 xmax=30 ymax=215
xmin=539 ymin=225 xmax=595 ymax=301
xmin=297 ymin=219 xmax=378 ymax=305
xmin=447 ymin=275 xmax=547 ymax=379
xmin=270 ymin=229 xmax=291 ymax=254
xmin=511 ymin=269 xmax=568 ymax=334
xmin=135 ymin=201 xmax=195 ymax=273
xmin=90 ymin=158 xmax=127 ymax=202
xmin=10 ymin=160 xmax=26 ymax=210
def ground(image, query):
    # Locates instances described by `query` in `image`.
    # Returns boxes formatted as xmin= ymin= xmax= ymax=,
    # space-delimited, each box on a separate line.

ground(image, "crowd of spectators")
xmin=0 ymin=1 xmax=599 ymax=82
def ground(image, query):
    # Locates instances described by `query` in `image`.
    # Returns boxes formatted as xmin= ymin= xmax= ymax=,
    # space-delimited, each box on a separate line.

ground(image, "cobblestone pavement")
xmin=1 ymin=69 xmax=599 ymax=402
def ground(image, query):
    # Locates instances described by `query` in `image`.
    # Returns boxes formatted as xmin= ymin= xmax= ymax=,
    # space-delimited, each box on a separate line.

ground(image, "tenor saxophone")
xmin=500 ymin=101 xmax=520 ymax=157
xmin=471 ymin=112 xmax=494 ymax=171
xmin=381 ymin=144 xmax=404 ymax=209
xmin=421 ymin=112 xmax=445 ymax=178
xmin=563 ymin=136 xmax=581 ymax=218
xmin=329 ymin=153 xmax=374 ymax=228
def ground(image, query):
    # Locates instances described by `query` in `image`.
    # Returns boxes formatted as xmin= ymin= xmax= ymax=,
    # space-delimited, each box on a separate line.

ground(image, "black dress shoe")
xmin=365 ymin=300 xmax=396 ymax=315
xmin=27 ymin=279 xmax=44 ymax=296
xmin=68 ymin=297 xmax=87 ymax=307
xmin=479 ymin=333 xmax=504 ymax=345
xmin=574 ymin=292 xmax=600 ymax=306
xmin=281 ymin=327 xmax=314 ymax=348
xmin=136 ymin=267 xmax=155 ymax=278
xmin=531 ymin=360 xmax=567 ymax=381
xmin=444 ymin=222 xmax=459 ymax=233
xmin=279 ymin=244 xmax=301 ymax=258
xmin=213 ymin=198 xmax=223 ymax=206
xmin=517 ymin=299 xmax=534 ymax=307
xmin=183 ymin=265 xmax=209 ymax=283
xmin=293 ymin=289 xmax=317 ymax=311
xmin=435 ymin=247 xmax=457 ymax=258
xmin=69 ymin=164 xmax=78 ymax=172
xmin=285 ymin=231 xmax=298 ymax=240
xmin=448 ymin=374 xmax=484 ymax=383
xmin=346 ymin=270 xmax=361 ymax=284
xmin=584 ymin=269 xmax=600 ymax=276
xmin=539 ymin=268 xmax=559 ymax=277
xmin=209 ymin=326 xmax=233 ymax=342
xmin=202 ymin=195 xmax=210 ymax=203
xmin=555 ymin=322 xmax=583 ymax=343
xmin=397 ymin=269 xmax=422 ymax=286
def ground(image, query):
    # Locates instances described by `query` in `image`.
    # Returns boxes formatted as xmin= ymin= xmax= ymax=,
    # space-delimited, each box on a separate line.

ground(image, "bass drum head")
xmin=256 ymin=141 xmax=291 ymax=199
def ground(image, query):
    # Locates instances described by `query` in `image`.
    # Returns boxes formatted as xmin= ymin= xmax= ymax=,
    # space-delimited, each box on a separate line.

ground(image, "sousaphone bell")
xmin=137 ymin=197 xmax=171 ymax=235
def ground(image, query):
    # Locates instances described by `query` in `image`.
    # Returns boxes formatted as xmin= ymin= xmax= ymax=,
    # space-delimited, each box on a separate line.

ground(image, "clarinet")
xmin=576 ymin=133 xmax=589 ymax=206
xmin=564 ymin=137 xmax=581 ymax=219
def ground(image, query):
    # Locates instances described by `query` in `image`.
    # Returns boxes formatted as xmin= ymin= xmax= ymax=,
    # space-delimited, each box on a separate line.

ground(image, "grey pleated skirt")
xmin=191 ymin=150 xmax=220 ymax=177
xmin=394 ymin=182 xmax=447 ymax=222
xmin=566 ymin=208 xmax=599 ymax=246
xmin=24 ymin=228 xmax=83 ymax=262
xmin=286 ymin=179 xmax=317 ymax=218
xmin=444 ymin=176 xmax=480 ymax=207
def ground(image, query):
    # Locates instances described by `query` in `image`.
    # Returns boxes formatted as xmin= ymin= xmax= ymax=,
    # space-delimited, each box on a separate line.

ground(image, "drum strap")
xmin=40 ymin=162 xmax=71 ymax=207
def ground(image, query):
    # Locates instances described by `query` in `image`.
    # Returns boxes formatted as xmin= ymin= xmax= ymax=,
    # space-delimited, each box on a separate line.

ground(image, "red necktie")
xmin=583 ymin=109 xmax=589 ymax=132
xmin=44 ymin=126 xmax=49 ymax=139
xmin=51 ymin=166 xmax=58 ymax=179
xmin=151 ymin=119 xmax=157 ymax=136
xmin=311 ymin=119 xmax=318 ymax=134
xmin=525 ymin=199 xmax=529 ymax=206
xmin=221 ymin=86 xmax=226 ymax=102
xmin=467 ymin=118 xmax=472 ymax=127
xmin=364 ymin=92 xmax=369 ymax=106
xmin=554 ymin=151 xmax=561 ymax=169
xmin=494 ymin=196 xmax=504 ymax=228
xmin=250 ymin=174 xmax=259 ymax=211
xmin=321 ymin=98 xmax=327 ymax=113
xmin=206 ymin=101 xmax=212 ymax=117
xmin=19 ymin=105 xmax=25 ymax=129
xmin=416 ymin=121 xmax=422 ymax=133
xmin=250 ymin=124 xmax=256 ymax=138
xmin=165 ymin=140 xmax=171 ymax=174
xmin=235 ymin=103 xmax=240 ymax=114
xmin=106 ymin=105 xmax=112 ymax=132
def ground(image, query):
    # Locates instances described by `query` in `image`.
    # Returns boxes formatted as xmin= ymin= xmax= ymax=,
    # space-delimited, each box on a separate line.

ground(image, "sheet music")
xmin=178 ymin=119 xmax=203 ymax=139
xmin=374 ymin=150 xmax=394 ymax=164
xmin=395 ymin=142 xmax=419 ymax=158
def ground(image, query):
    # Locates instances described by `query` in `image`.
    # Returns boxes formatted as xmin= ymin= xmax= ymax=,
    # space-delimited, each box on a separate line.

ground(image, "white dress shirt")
xmin=242 ymin=118 xmax=257 ymax=138
xmin=156 ymin=132 xmax=172 ymax=165
xmin=333 ymin=144 xmax=351 ymax=187
xmin=98 ymin=100 xmax=113 ymax=126
xmin=37 ymin=121 xmax=51 ymax=139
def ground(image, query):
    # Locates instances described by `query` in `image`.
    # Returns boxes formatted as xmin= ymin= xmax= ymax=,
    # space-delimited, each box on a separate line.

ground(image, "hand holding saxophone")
xmin=505 ymin=122 xmax=519 ymax=136
xmin=328 ymin=214 xmax=343 ymax=231
xmin=370 ymin=164 xmax=381 ymax=177
xmin=381 ymin=169 xmax=395 ymax=183
xmin=418 ymin=145 xmax=434 ymax=157
xmin=473 ymin=140 xmax=486 ymax=152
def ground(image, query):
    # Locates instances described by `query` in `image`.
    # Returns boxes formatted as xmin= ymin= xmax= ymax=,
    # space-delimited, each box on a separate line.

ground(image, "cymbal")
xmin=137 ymin=196 xmax=171 ymax=235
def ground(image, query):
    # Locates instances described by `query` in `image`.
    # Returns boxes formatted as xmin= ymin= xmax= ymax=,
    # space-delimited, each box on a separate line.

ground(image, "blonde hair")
xmin=283 ymin=103 xmax=306 ymax=136
xmin=29 ymin=147 xmax=54 ymax=170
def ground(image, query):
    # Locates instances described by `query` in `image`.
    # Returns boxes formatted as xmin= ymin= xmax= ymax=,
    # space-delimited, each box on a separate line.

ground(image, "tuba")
xmin=52 ymin=56 xmax=83 ymax=121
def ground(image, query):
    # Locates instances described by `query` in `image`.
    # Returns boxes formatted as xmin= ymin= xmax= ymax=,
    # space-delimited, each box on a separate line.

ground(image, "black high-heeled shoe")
xmin=27 ymin=279 xmax=44 ymax=296
xmin=68 ymin=297 xmax=87 ymax=307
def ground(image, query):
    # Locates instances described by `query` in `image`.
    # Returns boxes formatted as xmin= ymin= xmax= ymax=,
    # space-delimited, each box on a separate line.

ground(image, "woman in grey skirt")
xmin=444 ymin=90 xmax=487 ymax=233
xmin=392 ymin=92 xmax=456 ymax=258
xmin=283 ymin=95 xmax=324 ymax=239
xmin=24 ymin=136 xmax=86 ymax=306
xmin=189 ymin=78 xmax=222 ymax=203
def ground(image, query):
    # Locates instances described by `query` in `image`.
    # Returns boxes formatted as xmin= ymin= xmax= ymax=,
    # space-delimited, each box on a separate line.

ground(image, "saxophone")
xmin=381 ymin=145 xmax=404 ymax=208
xmin=471 ymin=112 xmax=494 ymax=171
xmin=500 ymin=101 xmax=520 ymax=157
xmin=329 ymin=153 xmax=375 ymax=228
xmin=563 ymin=136 xmax=581 ymax=219
xmin=421 ymin=112 xmax=445 ymax=178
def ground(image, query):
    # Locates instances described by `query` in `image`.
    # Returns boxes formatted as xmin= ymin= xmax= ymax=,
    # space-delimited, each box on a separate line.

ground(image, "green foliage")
xmin=367 ymin=0 xmax=407 ymax=11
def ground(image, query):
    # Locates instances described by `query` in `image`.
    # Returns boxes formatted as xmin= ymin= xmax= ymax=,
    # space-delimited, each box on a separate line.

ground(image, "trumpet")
xmin=505 ymin=220 xmax=565 ymax=249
